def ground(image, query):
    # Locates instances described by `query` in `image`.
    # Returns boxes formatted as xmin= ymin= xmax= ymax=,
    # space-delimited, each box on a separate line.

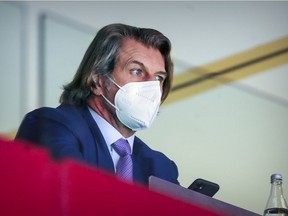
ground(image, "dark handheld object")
xmin=188 ymin=178 xmax=220 ymax=197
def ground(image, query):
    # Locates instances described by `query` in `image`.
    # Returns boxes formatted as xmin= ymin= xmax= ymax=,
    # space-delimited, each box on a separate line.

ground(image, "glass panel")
xmin=0 ymin=2 xmax=23 ymax=134
xmin=40 ymin=14 xmax=95 ymax=107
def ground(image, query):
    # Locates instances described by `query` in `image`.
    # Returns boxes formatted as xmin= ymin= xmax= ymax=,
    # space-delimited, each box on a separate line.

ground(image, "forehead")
xmin=118 ymin=38 xmax=165 ymax=71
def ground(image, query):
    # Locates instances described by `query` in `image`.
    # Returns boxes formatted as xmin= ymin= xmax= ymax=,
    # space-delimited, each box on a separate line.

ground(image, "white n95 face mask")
xmin=101 ymin=79 xmax=162 ymax=131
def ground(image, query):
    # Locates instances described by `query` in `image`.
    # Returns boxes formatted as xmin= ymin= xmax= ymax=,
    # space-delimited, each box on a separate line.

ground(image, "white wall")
xmin=1 ymin=1 xmax=288 ymax=214
xmin=0 ymin=3 xmax=23 ymax=132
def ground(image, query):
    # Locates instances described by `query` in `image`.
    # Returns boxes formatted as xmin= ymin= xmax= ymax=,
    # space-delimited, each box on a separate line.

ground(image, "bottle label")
xmin=264 ymin=208 xmax=288 ymax=216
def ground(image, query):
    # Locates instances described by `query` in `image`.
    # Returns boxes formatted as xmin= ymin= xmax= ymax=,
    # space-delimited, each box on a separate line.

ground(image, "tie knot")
xmin=112 ymin=138 xmax=131 ymax=157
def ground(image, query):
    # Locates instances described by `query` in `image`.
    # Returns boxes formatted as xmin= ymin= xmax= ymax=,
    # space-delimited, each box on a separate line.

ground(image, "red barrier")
xmin=0 ymin=137 xmax=223 ymax=216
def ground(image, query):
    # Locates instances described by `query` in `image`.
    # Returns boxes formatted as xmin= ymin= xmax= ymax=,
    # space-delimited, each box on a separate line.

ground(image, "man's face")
xmin=91 ymin=38 xmax=167 ymax=134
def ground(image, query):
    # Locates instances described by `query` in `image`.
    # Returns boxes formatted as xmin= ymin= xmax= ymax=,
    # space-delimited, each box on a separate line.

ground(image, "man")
xmin=15 ymin=23 xmax=179 ymax=186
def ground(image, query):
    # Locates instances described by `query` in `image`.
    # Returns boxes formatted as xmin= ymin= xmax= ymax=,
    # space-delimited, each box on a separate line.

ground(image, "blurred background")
xmin=1 ymin=1 xmax=288 ymax=214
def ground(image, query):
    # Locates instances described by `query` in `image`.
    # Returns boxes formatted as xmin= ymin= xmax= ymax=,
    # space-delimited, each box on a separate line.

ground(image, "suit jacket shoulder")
xmin=15 ymin=104 xmax=114 ymax=170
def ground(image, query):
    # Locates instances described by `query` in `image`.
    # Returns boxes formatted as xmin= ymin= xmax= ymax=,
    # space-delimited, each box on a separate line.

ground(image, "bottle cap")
xmin=271 ymin=173 xmax=283 ymax=183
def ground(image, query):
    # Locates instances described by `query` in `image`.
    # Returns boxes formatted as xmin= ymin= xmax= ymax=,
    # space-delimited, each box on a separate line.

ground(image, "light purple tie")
xmin=112 ymin=138 xmax=133 ymax=181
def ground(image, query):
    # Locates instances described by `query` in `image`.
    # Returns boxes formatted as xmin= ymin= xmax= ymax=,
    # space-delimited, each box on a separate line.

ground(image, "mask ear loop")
xmin=100 ymin=77 xmax=122 ymax=111
xmin=108 ymin=77 xmax=126 ymax=92
xmin=101 ymin=94 xmax=120 ymax=111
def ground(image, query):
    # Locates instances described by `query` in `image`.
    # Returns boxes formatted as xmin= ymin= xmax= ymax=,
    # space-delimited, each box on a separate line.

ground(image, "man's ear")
xmin=91 ymin=74 xmax=104 ymax=96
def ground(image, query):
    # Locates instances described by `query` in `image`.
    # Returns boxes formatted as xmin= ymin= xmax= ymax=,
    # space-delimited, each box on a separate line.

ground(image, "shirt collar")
xmin=88 ymin=107 xmax=134 ymax=151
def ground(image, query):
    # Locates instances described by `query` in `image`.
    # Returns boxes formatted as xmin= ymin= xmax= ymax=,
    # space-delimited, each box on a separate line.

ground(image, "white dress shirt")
xmin=88 ymin=107 xmax=134 ymax=172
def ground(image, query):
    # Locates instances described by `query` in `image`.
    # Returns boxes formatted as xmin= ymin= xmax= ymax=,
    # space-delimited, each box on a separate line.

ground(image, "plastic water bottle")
xmin=263 ymin=173 xmax=288 ymax=216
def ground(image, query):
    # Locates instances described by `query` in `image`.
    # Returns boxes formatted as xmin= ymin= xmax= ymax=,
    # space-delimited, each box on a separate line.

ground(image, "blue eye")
xmin=156 ymin=75 xmax=164 ymax=82
xmin=132 ymin=69 xmax=142 ymax=76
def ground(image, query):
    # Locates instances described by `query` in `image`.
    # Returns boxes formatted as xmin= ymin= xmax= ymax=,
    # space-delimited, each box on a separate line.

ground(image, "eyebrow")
xmin=128 ymin=60 xmax=167 ymax=75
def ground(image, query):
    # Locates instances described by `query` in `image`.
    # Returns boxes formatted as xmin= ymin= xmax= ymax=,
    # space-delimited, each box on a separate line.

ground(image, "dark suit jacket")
xmin=15 ymin=104 xmax=179 ymax=185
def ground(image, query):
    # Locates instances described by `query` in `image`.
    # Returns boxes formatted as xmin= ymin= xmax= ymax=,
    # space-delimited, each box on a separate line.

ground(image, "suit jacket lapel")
xmin=132 ymin=139 xmax=154 ymax=185
xmin=81 ymin=107 xmax=115 ymax=173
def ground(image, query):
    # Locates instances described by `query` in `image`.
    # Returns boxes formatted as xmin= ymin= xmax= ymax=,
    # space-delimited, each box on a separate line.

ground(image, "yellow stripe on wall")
xmin=0 ymin=131 xmax=16 ymax=140
xmin=164 ymin=36 xmax=288 ymax=105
